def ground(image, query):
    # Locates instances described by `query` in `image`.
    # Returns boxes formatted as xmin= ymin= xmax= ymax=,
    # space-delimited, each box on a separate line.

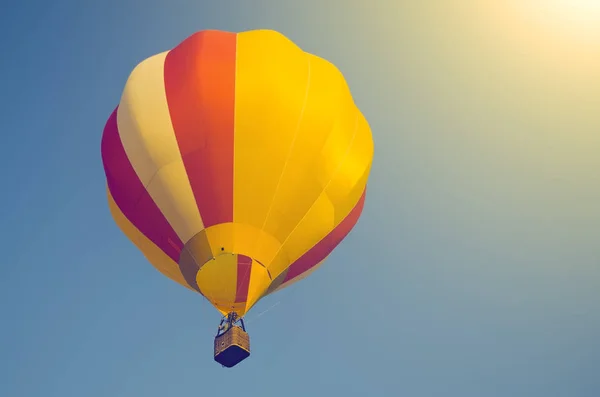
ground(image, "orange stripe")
xmin=163 ymin=30 xmax=237 ymax=227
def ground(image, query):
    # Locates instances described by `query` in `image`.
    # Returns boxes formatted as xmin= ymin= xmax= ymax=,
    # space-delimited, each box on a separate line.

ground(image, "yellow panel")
xmin=196 ymin=253 xmax=238 ymax=314
xmin=244 ymin=260 xmax=272 ymax=313
xmin=269 ymin=194 xmax=335 ymax=279
xmin=233 ymin=30 xmax=311 ymax=237
xmin=267 ymin=108 xmax=372 ymax=280
xmin=325 ymin=112 xmax=374 ymax=224
xmin=233 ymin=30 xmax=367 ymax=280
xmin=199 ymin=223 xmax=288 ymax=272
xmin=106 ymin=188 xmax=194 ymax=292
xmin=255 ymin=53 xmax=356 ymax=250
xmin=116 ymin=51 xmax=204 ymax=243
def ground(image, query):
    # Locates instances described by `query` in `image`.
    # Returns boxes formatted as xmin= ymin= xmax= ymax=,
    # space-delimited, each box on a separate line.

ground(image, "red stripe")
xmin=283 ymin=189 xmax=367 ymax=282
xmin=163 ymin=30 xmax=237 ymax=227
xmin=101 ymin=107 xmax=184 ymax=263
xmin=235 ymin=255 xmax=253 ymax=303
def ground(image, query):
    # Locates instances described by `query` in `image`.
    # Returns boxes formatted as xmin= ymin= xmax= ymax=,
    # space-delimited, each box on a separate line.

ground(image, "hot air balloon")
xmin=101 ymin=29 xmax=373 ymax=368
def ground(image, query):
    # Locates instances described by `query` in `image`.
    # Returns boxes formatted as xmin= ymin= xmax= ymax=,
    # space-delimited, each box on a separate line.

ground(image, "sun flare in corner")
xmin=516 ymin=0 xmax=600 ymax=42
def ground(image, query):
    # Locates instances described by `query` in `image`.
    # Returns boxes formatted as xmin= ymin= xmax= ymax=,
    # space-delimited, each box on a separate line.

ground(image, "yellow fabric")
xmin=196 ymin=253 xmax=238 ymax=313
xmin=232 ymin=30 xmax=373 ymax=295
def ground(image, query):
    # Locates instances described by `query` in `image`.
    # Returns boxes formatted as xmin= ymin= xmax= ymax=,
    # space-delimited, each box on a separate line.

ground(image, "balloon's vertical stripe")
xmin=164 ymin=30 xmax=237 ymax=228
xmin=235 ymin=255 xmax=252 ymax=303
xmin=101 ymin=108 xmax=185 ymax=264
xmin=232 ymin=30 xmax=312 ymax=236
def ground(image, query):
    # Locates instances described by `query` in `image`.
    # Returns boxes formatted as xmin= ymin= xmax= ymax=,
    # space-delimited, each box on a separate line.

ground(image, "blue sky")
xmin=1 ymin=1 xmax=599 ymax=396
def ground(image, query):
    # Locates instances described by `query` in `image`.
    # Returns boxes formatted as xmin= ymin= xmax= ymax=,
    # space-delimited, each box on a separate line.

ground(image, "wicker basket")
xmin=214 ymin=326 xmax=250 ymax=368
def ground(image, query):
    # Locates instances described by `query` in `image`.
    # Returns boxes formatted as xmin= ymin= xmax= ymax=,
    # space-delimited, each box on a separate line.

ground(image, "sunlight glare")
xmin=516 ymin=0 xmax=600 ymax=43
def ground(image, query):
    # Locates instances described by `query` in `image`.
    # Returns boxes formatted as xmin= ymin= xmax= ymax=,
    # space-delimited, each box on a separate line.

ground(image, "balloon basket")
xmin=214 ymin=313 xmax=250 ymax=368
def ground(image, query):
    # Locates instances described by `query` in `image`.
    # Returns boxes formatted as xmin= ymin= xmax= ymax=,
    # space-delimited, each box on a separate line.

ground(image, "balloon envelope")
xmin=101 ymin=29 xmax=374 ymax=317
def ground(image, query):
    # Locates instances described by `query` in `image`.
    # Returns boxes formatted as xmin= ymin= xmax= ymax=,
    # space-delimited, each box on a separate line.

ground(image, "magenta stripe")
xmin=101 ymin=107 xmax=184 ymax=264
xmin=283 ymin=189 xmax=367 ymax=282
